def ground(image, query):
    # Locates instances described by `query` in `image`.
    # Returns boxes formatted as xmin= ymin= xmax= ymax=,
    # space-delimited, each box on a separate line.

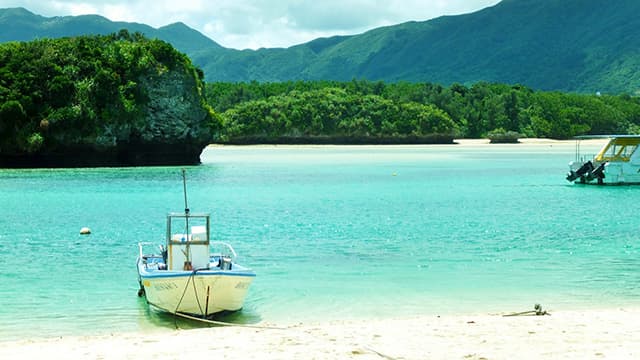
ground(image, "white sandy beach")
xmin=206 ymin=137 xmax=608 ymax=150
xmin=207 ymin=138 xmax=606 ymax=145
xmin=2 ymin=308 xmax=639 ymax=360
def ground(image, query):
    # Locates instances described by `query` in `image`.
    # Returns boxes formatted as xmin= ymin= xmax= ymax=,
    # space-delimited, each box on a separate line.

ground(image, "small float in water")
xmin=566 ymin=135 xmax=640 ymax=185
xmin=136 ymin=170 xmax=255 ymax=318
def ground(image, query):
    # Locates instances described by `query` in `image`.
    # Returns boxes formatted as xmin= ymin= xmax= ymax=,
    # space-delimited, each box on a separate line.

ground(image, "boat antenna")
xmin=182 ymin=169 xmax=190 ymax=215
xmin=181 ymin=169 xmax=192 ymax=270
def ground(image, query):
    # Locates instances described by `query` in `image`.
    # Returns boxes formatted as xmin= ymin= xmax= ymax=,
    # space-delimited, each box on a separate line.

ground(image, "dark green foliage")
xmin=4 ymin=2 xmax=640 ymax=94
xmin=206 ymin=80 xmax=640 ymax=142
xmin=0 ymin=31 xmax=200 ymax=157
xmin=214 ymin=86 xmax=457 ymax=144
xmin=487 ymin=128 xmax=522 ymax=143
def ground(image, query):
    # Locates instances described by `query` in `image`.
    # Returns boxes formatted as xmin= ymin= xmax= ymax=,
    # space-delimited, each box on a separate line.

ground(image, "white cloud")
xmin=1 ymin=0 xmax=501 ymax=49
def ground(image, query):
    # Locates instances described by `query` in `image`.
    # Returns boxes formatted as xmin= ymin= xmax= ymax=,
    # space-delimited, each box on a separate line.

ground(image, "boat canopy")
xmin=573 ymin=135 xmax=640 ymax=139
xmin=594 ymin=137 xmax=640 ymax=163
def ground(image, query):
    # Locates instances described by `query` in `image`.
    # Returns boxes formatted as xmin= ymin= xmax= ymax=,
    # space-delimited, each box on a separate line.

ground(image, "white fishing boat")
xmin=137 ymin=171 xmax=255 ymax=318
xmin=566 ymin=135 xmax=640 ymax=185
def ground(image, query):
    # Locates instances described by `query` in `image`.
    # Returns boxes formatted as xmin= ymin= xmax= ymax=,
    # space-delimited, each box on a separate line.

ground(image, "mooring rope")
xmin=172 ymin=311 xmax=287 ymax=330
xmin=190 ymin=269 xmax=206 ymax=316
xmin=169 ymin=268 xmax=285 ymax=330
xmin=174 ymin=269 xmax=201 ymax=328
xmin=173 ymin=312 xmax=394 ymax=358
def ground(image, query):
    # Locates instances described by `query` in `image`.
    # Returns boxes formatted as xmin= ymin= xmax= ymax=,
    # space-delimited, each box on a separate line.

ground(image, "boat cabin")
xmin=593 ymin=136 xmax=640 ymax=163
xmin=166 ymin=212 xmax=211 ymax=270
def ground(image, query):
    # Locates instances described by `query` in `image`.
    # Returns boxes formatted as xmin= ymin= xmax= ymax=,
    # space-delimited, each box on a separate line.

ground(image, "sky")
xmin=1 ymin=0 xmax=502 ymax=49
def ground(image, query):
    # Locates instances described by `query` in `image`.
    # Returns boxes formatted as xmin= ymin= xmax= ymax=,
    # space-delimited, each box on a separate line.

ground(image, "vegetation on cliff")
xmin=206 ymin=80 xmax=640 ymax=143
xmin=0 ymin=31 xmax=213 ymax=167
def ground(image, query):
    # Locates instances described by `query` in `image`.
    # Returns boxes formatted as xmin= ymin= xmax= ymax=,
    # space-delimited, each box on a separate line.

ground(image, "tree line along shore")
xmin=2 ymin=33 xmax=640 ymax=165
xmin=205 ymin=80 xmax=640 ymax=144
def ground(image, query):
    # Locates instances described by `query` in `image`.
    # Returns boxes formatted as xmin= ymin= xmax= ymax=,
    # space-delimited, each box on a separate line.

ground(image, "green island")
xmin=2 ymin=33 xmax=640 ymax=167
xmin=0 ymin=31 xmax=213 ymax=167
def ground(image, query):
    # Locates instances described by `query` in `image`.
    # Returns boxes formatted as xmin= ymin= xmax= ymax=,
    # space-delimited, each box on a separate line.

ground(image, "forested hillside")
xmin=0 ymin=7 xmax=222 ymax=56
xmin=206 ymin=80 xmax=640 ymax=144
xmin=194 ymin=0 xmax=640 ymax=94
xmin=3 ymin=1 xmax=640 ymax=94
xmin=3 ymin=3 xmax=640 ymax=158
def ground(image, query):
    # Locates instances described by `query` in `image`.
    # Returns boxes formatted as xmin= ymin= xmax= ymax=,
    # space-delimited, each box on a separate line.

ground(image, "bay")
xmin=1 ymin=142 xmax=639 ymax=340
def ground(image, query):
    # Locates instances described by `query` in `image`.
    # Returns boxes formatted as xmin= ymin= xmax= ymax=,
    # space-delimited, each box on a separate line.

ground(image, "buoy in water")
xmin=80 ymin=227 xmax=91 ymax=235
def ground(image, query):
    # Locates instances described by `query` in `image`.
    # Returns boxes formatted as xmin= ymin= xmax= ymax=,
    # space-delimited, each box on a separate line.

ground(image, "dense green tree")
xmin=0 ymin=32 xmax=210 ymax=162
xmin=206 ymin=80 xmax=640 ymax=143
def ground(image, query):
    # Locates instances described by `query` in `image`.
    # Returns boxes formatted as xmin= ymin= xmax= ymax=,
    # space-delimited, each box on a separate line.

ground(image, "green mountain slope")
xmin=1 ymin=1 xmax=639 ymax=94
xmin=193 ymin=0 xmax=640 ymax=93
xmin=0 ymin=7 xmax=222 ymax=56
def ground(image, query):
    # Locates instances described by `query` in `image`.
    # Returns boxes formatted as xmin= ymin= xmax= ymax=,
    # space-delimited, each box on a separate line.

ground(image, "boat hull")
xmin=598 ymin=162 xmax=640 ymax=184
xmin=138 ymin=260 xmax=255 ymax=316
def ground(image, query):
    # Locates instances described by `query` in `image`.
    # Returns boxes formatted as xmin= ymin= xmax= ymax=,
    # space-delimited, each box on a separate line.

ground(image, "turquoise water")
xmin=1 ymin=143 xmax=639 ymax=340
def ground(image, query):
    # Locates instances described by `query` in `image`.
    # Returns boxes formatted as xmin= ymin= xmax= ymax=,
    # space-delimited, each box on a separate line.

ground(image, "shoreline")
xmin=4 ymin=138 xmax=628 ymax=358
xmin=2 ymin=307 xmax=639 ymax=359
xmin=207 ymin=138 xmax=608 ymax=148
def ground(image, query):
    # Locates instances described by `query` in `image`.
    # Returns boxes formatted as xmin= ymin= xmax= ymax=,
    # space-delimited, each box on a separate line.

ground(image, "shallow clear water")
xmin=1 ymin=143 xmax=639 ymax=340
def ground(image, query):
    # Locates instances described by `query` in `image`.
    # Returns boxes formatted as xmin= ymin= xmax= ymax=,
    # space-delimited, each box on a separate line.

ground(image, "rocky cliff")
xmin=122 ymin=67 xmax=213 ymax=166
xmin=0 ymin=33 xmax=214 ymax=168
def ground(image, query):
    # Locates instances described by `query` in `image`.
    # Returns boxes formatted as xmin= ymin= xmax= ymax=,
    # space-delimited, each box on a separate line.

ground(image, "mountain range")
xmin=1 ymin=0 xmax=639 ymax=94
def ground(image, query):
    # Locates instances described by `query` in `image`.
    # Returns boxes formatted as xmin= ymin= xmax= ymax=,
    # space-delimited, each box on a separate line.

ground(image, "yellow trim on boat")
xmin=595 ymin=137 xmax=640 ymax=162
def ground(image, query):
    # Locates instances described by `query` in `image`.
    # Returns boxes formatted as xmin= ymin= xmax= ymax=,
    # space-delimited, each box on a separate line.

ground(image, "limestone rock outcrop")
xmin=0 ymin=34 xmax=213 ymax=168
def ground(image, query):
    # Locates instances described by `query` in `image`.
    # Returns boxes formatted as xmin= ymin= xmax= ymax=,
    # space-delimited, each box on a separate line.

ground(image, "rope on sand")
xmin=503 ymin=303 xmax=550 ymax=317
xmin=172 ymin=308 xmax=400 ymax=359
xmin=363 ymin=346 xmax=398 ymax=360
xmin=172 ymin=311 xmax=288 ymax=330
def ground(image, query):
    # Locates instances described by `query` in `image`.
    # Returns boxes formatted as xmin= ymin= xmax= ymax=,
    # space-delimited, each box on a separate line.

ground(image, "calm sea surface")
xmin=1 ymin=143 xmax=639 ymax=340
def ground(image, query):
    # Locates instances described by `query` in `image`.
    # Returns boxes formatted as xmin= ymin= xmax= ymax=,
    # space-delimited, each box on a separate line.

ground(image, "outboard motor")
xmin=586 ymin=162 xmax=607 ymax=184
xmin=566 ymin=161 xmax=594 ymax=182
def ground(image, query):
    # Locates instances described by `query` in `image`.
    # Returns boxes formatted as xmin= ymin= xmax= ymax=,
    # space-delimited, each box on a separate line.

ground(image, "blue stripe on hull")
xmin=139 ymin=271 xmax=256 ymax=279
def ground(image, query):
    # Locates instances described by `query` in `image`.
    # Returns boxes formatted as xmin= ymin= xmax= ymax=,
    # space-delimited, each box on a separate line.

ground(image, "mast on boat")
xmin=181 ymin=169 xmax=193 ymax=270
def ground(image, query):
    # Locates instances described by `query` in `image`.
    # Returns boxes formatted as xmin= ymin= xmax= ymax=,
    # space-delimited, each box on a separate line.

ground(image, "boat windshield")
xmin=595 ymin=137 xmax=640 ymax=162
xmin=166 ymin=212 xmax=210 ymax=245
